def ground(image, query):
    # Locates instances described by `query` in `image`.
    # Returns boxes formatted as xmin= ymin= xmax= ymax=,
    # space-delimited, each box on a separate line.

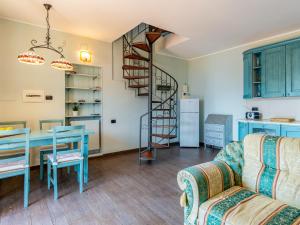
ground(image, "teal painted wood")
xmin=248 ymin=123 xmax=281 ymax=136
xmin=39 ymin=119 xmax=66 ymax=180
xmin=0 ymin=121 xmax=27 ymax=128
xmin=0 ymin=130 xmax=92 ymax=184
xmin=238 ymin=122 xmax=249 ymax=141
xmin=286 ymin=41 xmax=300 ymax=96
xmin=0 ymin=128 xmax=30 ymax=208
xmin=261 ymin=46 xmax=286 ymax=98
xmin=243 ymin=36 xmax=300 ymax=55
xmin=47 ymin=125 xmax=85 ymax=200
xmin=39 ymin=119 xmax=64 ymax=130
xmin=281 ymin=125 xmax=300 ymax=138
xmin=243 ymin=53 xmax=253 ymax=99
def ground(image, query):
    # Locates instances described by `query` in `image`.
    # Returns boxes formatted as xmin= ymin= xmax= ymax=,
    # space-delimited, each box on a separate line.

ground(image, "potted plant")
xmin=72 ymin=104 xmax=79 ymax=116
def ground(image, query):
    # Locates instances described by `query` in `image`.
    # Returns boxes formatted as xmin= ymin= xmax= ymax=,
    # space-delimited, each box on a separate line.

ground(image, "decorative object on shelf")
xmin=245 ymin=107 xmax=261 ymax=120
xmin=17 ymin=4 xmax=73 ymax=71
xmin=270 ymin=118 xmax=295 ymax=123
xmin=80 ymin=50 xmax=92 ymax=63
xmin=72 ymin=104 xmax=79 ymax=116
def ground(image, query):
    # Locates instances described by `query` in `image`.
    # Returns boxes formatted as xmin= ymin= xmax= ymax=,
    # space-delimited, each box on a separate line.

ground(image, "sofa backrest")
xmin=242 ymin=134 xmax=300 ymax=208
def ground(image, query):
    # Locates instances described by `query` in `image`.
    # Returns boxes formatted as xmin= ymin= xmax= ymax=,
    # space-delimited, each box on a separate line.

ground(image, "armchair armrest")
xmin=177 ymin=161 xmax=235 ymax=225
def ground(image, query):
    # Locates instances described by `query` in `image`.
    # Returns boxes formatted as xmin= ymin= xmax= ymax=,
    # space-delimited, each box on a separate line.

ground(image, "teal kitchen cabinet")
xmin=238 ymin=122 xmax=249 ymax=141
xmin=281 ymin=125 xmax=300 ymax=138
xmin=261 ymin=46 xmax=286 ymax=98
xmin=286 ymin=41 xmax=300 ymax=96
xmin=249 ymin=123 xmax=281 ymax=136
xmin=243 ymin=53 xmax=253 ymax=99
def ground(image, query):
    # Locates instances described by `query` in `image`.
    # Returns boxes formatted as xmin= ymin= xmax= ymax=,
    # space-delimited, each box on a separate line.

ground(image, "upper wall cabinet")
xmin=261 ymin=46 xmax=285 ymax=98
xmin=243 ymin=37 xmax=300 ymax=99
xmin=286 ymin=41 xmax=300 ymax=96
xmin=243 ymin=53 xmax=252 ymax=99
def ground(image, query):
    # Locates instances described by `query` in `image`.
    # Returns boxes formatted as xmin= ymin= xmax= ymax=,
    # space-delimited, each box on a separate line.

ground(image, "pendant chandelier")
xmin=17 ymin=4 xmax=73 ymax=71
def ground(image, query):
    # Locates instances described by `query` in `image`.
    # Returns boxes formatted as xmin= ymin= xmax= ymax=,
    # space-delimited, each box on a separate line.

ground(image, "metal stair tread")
xmin=152 ymin=116 xmax=176 ymax=119
xmin=146 ymin=32 xmax=161 ymax=44
xmin=152 ymin=125 xmax=177 ymax=128
xmin=122 ymin=65 xmax=149 ymax=70
xmin=152 ymin=100 xmax=162 ymax=103
xmin=128 ymin=84 xmax=148 ymax=88
xmin=153 ymin=108 xmax=171 ymax=111
xmin=123 ymin=75 xmax=149 ymax=80
xmin=138 ymin=93 xmax=149 ymax=96
xmin=152 ymin=134 xmax=176 ymax=139
xmin=150 ymin=142 xmax=168 ymax=149
xmin=132 ymin=42 xmax=150 ymax=52
xmin=124 ymin=53 xmax=149 ymax=61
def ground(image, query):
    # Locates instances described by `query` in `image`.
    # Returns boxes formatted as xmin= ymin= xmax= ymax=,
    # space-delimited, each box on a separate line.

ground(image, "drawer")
xmin=205 ymin=124 xmax=224 ymax=132
xmin=205 ymin=131 xmax=224 ymax=139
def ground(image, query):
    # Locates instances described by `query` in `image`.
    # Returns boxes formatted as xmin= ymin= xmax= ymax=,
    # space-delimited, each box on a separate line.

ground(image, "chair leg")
xmin=67 ymin=166 xmax=71 ymax=175
xmin=24 ymin=168 xmax=30 ymax=208
xmin=79 ymin=161 xmax=83 ymax=193
xmin=53 ymin=165 xmax=58 ymax=200
xmin=40 ymin=152 xmax=44 ymax=180
xmin=47 ymin=161 xmax=51 ymax=190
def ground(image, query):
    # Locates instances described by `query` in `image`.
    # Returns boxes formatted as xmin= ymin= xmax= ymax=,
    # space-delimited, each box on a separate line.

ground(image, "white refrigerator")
xmin=180 ymin=98 xmax=200 ymax=147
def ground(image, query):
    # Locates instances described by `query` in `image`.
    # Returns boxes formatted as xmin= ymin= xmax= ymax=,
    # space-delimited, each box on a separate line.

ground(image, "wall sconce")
xmin=80 ymin=50 xmax=92 ymax=63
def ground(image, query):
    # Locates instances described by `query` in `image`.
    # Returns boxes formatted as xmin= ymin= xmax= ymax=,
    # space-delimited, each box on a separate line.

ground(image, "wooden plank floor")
xmin=0 ymin=146 xmax=219 ymax=225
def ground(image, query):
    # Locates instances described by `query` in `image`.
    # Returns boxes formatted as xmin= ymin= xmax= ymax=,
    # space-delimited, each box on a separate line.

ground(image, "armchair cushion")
xmin=177 ymin=161 xmax=235 ymax=225
xmin=198 ymin=186 xmax=300 ymax=225
xmin=214 ymin=141 xmax=244 ymax=186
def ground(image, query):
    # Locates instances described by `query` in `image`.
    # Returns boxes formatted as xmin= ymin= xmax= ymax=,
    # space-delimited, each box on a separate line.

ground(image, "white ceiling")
xmin=1 ymin=0 xmax=300 ymax=59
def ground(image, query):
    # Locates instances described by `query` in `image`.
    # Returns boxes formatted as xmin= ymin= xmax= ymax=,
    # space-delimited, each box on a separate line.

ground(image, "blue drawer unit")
xmin=249 ymin=123 xmax=281 ymax=136
xmin=238 ymin=122 xmax=249 ymax=141
xmin=281 ymin=125 xmax=300 ymax=138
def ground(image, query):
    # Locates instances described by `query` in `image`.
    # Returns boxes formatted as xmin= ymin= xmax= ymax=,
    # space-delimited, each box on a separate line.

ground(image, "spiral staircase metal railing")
xmin=122 ymin=24 xmax=178 ymax=163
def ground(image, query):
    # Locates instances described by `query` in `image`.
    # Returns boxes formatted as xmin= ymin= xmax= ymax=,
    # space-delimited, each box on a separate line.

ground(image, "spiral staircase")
xmin=122 ymin=23 xmax=178 ymax=163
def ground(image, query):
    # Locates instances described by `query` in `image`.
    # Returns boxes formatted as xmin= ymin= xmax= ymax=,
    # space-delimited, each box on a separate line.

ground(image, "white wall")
xmin=0 ymin=19 xmax=188 ymax=159
xmin=188 ymin=30 xmax=300 ymax=141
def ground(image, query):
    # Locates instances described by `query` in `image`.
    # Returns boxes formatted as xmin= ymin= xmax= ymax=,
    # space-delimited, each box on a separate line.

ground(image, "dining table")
xmin=0 ymin=129 xmax=94 ymax=184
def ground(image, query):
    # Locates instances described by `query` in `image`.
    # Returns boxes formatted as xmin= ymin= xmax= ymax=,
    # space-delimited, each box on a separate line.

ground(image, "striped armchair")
xmin=177 ymin=134 xmax=300 ymax=225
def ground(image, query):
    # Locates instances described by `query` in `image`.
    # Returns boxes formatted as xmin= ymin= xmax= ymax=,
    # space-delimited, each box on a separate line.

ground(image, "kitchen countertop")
xmin=238 ymin=119 xmax=300 ymax=126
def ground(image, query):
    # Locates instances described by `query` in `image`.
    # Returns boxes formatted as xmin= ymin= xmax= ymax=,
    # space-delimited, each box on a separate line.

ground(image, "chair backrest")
xmin=242 ymin=134 xmax=300 ymax=209
xmin=0 ymin=121 xmax=27 ymax=129
xmin=52 ymin=125 xmax=85 ymax=163
xmin=39 ymin=119 xmax=64 ymax=130
xmin=0 ymin=128 xmax=30 ymax=166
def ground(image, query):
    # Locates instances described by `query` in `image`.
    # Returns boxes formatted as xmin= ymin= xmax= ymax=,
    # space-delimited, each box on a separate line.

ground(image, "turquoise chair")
xmin=47 ymin=125 xmax=85 ymax=200
xmin=39 ymin=119 xmax=69 ymax=180
xmin=0 ymin=121 xmax=27 ymax=159
xmin=0 ymin=128 xmax=30 ymax=208
xmin=0 ymin=121 xmax=27 ymax=129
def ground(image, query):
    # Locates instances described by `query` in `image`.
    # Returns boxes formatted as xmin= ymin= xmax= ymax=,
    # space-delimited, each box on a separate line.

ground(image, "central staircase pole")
xmin=148 ymin=43 xmax=153 ymax=150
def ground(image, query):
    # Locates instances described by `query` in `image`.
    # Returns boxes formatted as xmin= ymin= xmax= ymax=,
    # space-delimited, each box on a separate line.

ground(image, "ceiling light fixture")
xmin=17 ymin=4 xmax=73 ymax=71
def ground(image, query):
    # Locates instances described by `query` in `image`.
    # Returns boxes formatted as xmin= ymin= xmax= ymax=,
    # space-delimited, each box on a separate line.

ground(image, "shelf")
xmin=65 ymin=87 xmax=101 ymax=91
xmin=65 ymin=115 xmax=101 ymax=118
xmin=253 ymin=82 xmax=261 ymax=84
xmin=253 ymin=66 xmax=261 ymax=69
xmin=66 ymin=73 xmax=100 ymax=79
xmin=66 ymin=101 xmax=101 ymax=104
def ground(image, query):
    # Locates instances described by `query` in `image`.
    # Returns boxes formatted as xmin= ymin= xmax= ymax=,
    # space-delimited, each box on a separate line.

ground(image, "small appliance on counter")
xmin=245 ymin=107 xmax=261 ymax=120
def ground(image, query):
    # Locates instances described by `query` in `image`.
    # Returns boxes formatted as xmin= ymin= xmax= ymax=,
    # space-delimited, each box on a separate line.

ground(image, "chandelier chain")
xmin=45 ymin=5 xmax=51 ymax=46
